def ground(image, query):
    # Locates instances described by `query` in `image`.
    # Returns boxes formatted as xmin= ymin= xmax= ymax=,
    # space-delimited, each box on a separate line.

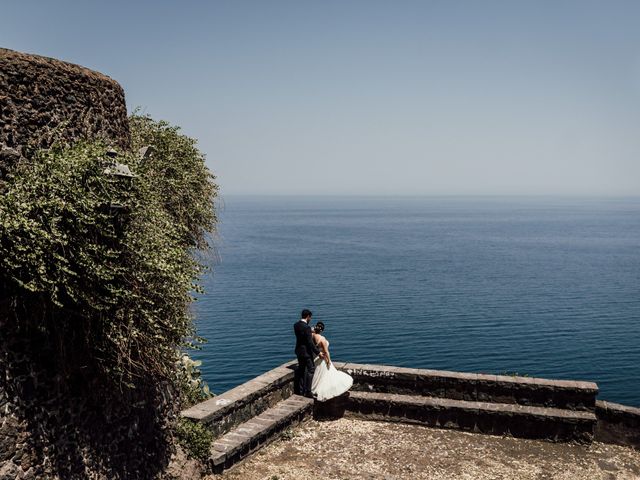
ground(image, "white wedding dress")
xmin=310 ymin=338 xmax=353 ymax=401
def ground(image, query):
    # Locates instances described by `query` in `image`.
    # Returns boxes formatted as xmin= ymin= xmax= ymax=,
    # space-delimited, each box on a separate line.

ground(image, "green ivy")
xmin=0 ymin=114 xmax=217 ymax=388
xmin=175 ymin=418 xmax=214 ymax=462
xmin=178 ymin=352 xmax=214 ymax=407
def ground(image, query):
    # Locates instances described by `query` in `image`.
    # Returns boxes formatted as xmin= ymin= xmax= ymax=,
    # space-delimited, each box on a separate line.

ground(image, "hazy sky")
xmin=3 ymin=1 xmax=640 ymax=195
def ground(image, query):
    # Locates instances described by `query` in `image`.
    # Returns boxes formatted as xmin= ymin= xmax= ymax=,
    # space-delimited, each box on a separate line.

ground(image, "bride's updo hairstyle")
xmin=314 ymin=322 xmax=325 ymax=333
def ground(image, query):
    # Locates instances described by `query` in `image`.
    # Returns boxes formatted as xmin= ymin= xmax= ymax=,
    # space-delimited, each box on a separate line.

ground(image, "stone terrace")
xmin=181 ymin=360 xmax=640 ymax=475
xmin=213 ymin=418 xmax=640 ymax=480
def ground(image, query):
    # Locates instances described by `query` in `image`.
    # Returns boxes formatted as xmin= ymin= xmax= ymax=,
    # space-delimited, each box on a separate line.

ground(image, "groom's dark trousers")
xmin=294 ymin=320 xmax=320 ymax=397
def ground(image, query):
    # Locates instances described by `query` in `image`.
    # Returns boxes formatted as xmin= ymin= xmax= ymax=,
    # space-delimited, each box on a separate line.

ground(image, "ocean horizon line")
xmin=215 ymin=193 xmax=640 ymax=200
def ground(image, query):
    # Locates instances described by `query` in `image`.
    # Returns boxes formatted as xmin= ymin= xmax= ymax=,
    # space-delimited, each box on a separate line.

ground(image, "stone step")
xmin=337 ymin=362 xmax=598 ymax=411
xmin=346 ymin=391 xmax=596 ymax=443
xmin=208 ymin=394 xmax=313 ymax=473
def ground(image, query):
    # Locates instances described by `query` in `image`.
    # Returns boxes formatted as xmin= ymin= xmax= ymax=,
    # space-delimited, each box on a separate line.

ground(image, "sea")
xmin=191 ymin=196 xmax=640 ymax=407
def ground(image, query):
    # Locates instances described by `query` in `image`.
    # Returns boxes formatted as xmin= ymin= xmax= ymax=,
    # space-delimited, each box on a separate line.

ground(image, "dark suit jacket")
xmin=294 ymin=320 xmax=320 ymax=358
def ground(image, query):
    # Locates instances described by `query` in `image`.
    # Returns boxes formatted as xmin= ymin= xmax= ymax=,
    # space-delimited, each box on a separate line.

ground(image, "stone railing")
xmin=595 ymin=400 xmax=640 ymax=449
xmin=338 ymin=362 xmax=598 ymax=410
xmin=181 ymin=361 xmax=296 ymax=438
xmin=182 ymin=359 xmax=640 ymax=473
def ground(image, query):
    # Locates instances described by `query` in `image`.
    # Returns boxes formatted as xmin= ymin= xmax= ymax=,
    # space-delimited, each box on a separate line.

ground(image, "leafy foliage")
xmin=128 ymin=112 xmax=216 ymax=251
xmin=175 ymin=418 xmax=214 ymax=462
xmin=177 ymin=353 xmax=214 ymax=407
xmin=0 ymin=113 xmax=217 ymax=388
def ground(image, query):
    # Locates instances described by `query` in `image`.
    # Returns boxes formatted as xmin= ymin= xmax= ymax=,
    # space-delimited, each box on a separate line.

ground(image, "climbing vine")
xmin=0 ymin=113 xmax=217 ymax=390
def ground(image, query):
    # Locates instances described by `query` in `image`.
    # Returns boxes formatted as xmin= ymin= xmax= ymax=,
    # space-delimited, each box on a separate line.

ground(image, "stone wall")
xmin=0 ymin=48 xmax=130 ymax=175
xmin=181 ymin=361 xmax=296 ymax=438
xmin=340 ymin=363 xmax=598 ymax=410
xmin=183 ymin=361 xmax=640 ymax=457
xmin=0 ymin=323 xmax=176 ymax=479
xmin=595 ymin=400 xmax=640 ymax=449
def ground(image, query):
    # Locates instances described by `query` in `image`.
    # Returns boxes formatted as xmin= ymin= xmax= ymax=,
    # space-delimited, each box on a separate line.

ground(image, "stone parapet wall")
xmin=0 ymin=48 xmax=130 ymax=173
xmin=343 ymin=391 xmax=596 ymax=443
xmin=184 ymin=360 xmax=640 ymax=459
xmin=595 ymin=400 xmax=640 ymax=450
xmin=182 ymin=361 xmax=296 ymax=438
xmin=338 ymin=362 xmax=598 ymax=411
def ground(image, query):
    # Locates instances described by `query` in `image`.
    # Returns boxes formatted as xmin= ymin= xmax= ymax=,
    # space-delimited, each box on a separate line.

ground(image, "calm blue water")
xmin=192 ymin=196 xmax=640 ymax=406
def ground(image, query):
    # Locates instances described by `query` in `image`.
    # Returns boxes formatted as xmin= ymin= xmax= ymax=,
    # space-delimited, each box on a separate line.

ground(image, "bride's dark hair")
xmin=314 ymin=322 xmax=325 ymax=333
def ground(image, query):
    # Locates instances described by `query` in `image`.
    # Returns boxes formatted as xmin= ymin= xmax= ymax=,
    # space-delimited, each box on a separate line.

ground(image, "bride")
xmin=310 ymin=322 xmax=353 ymax=401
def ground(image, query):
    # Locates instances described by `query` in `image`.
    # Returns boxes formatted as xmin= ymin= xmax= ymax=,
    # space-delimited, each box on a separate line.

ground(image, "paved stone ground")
xmin=213 ymin=418 xmax=640 ymax=480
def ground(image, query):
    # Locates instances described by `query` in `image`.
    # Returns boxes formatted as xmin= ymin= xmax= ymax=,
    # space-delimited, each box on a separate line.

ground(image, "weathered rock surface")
xmin=0 ymin=48 xmax=130 ymax=171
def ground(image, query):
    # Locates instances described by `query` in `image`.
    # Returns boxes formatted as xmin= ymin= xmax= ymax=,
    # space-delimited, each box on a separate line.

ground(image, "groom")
xmin=294 ymin=309 xmax=321 ymax=398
